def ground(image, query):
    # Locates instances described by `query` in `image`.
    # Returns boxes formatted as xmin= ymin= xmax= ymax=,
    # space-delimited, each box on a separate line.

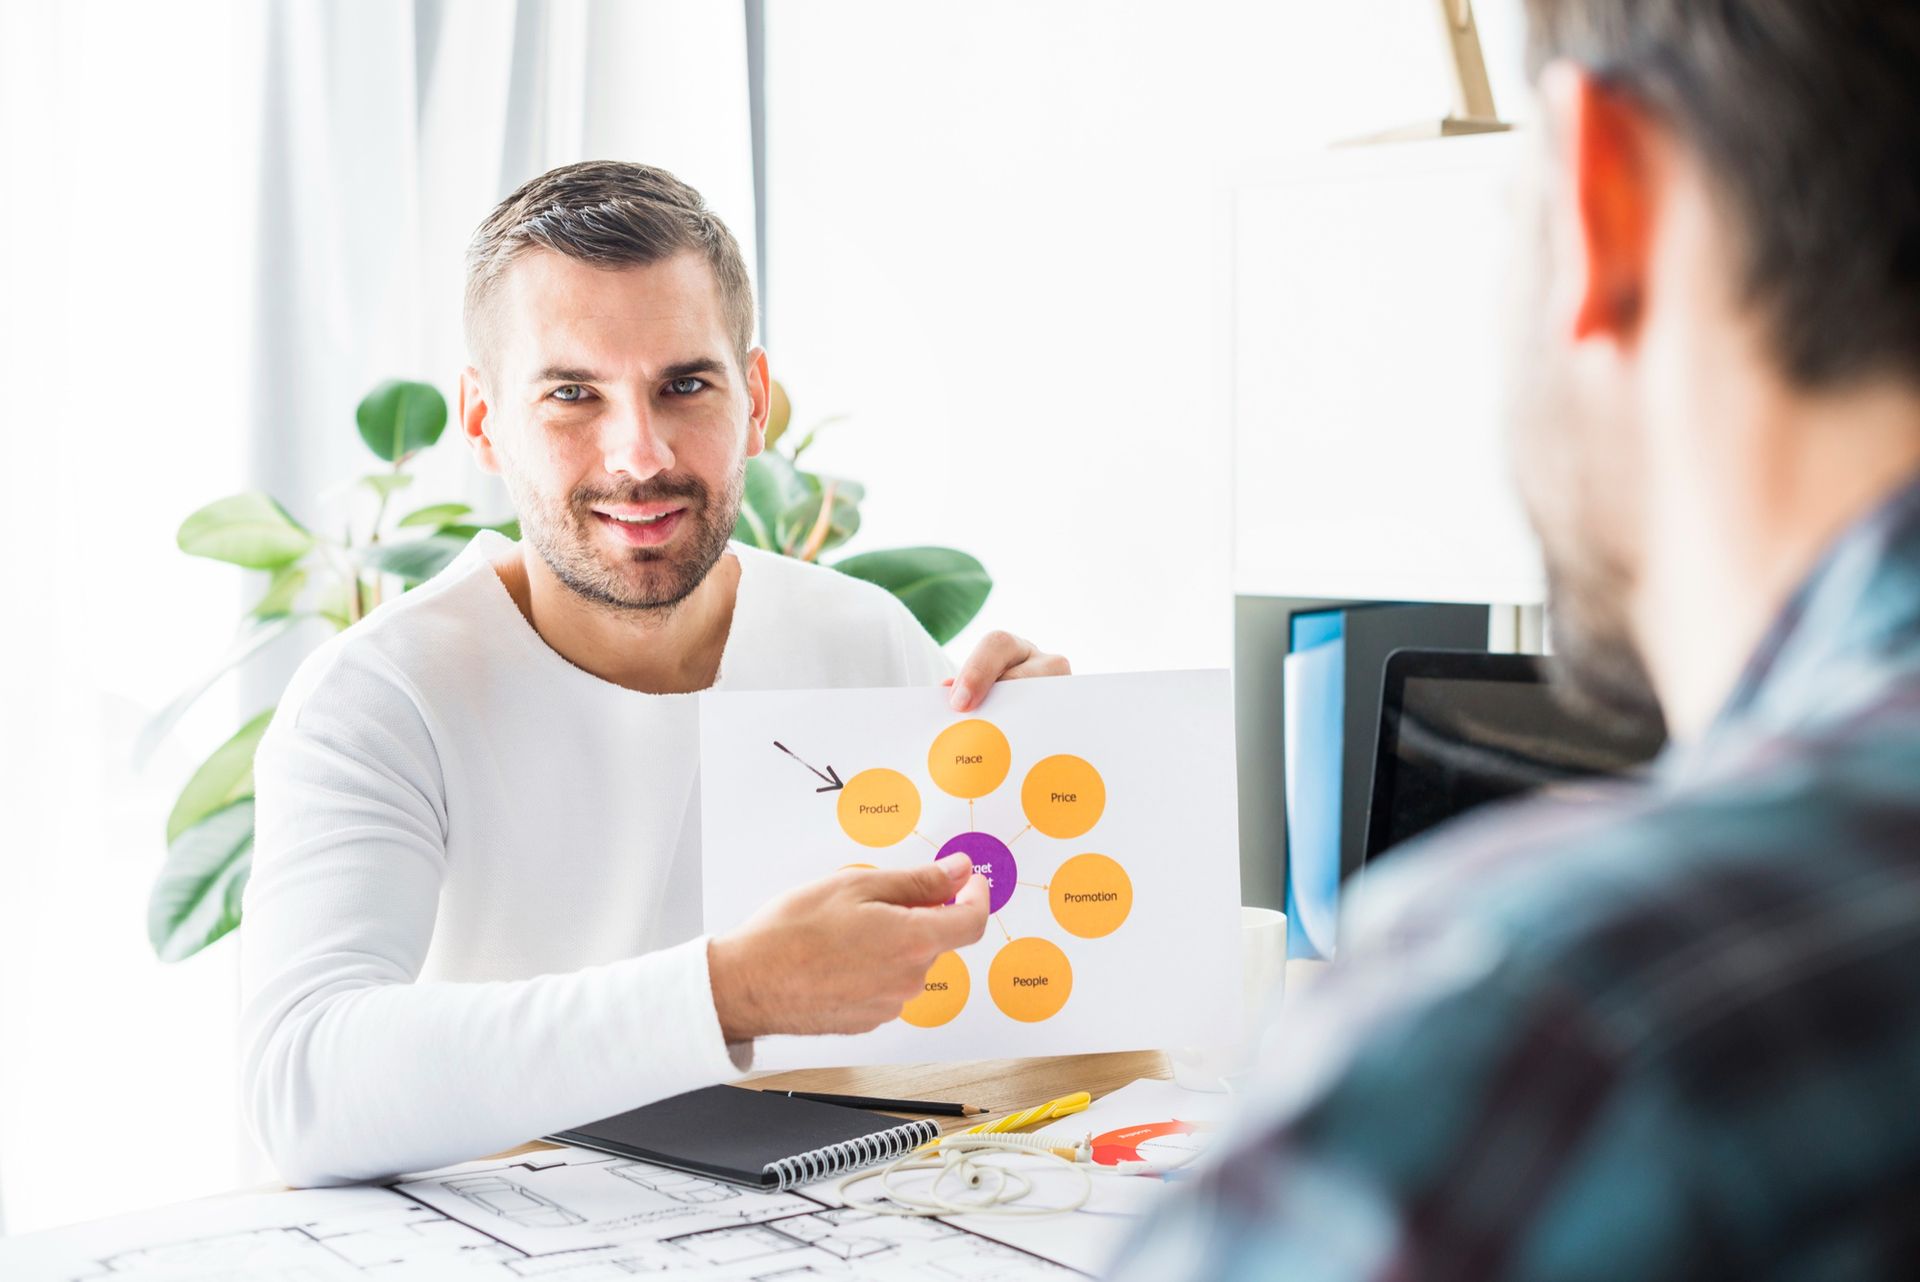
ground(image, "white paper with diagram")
xmin=700 ymin=670 xmax=1244 ymax=1068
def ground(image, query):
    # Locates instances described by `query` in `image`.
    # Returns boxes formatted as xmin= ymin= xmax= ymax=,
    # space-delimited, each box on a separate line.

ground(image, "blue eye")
xmin=550 ymin=384 xmax=588 ymax=402
xmin=667 ymin=377 xmax=707 ymax=395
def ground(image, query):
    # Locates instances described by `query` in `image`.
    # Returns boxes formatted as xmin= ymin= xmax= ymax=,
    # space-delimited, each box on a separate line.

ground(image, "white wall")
xmin=1232 ymin=132 xmax=1546 ymax=606
xmin=763 ymin=0 xmax=1534 ymax=673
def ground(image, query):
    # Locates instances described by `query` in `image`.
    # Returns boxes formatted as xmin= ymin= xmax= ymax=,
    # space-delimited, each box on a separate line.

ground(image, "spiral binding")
xmin=765 ymin=1118 xmax=940 ymax=1189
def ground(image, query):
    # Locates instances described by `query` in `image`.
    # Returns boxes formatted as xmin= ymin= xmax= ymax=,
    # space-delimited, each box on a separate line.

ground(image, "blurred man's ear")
xmin=459 ymin=366 xmax=503 ymax=475
xmin=744 ymin=347 xmax=771 ymax=460
xmin=1541 ymin=62 xmax=1657 ymax=350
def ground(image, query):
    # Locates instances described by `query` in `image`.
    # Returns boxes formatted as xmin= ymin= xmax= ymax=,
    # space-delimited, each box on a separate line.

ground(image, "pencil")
xmin=783 ymin=1091 xmax=987 ymax=1117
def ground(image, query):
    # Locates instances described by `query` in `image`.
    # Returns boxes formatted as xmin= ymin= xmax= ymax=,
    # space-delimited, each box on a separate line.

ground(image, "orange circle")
xmin=1020 ymin=755 xmax=1106 ymax=839
xmin=927 ymin=719 xmax=1012 ymax=799
xmin=988 ymin=937 xmax=1073 ymax=1022
xmin=837 ymin=769 xmax=922 ymax=847
xmin=1049 ymin=853 xmax=1133 ymax=938
xmin=838 ymin=862 xmax=878 ymax=871
xmin=900 ymin=950 xmax=970 ymax=1028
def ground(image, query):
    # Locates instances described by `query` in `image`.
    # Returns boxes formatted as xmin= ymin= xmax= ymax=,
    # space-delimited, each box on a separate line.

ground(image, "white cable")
xmin=836 ymin=1135 xmax=1097 ymax=1219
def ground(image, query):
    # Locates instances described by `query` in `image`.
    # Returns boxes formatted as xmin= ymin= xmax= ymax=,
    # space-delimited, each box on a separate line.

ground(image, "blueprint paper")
xmin=392 ymin=1149 xmax=821 ymax=1255
xmin=0 ymin=1186 xmax=481 ymax=1281
xmin=700 ymin=670 xmax=1244 ymax=1068
xmin=0 ymin=1145 xmax=1089 ymax=1281
xmin=0 ymin=1090 xmax=1232 ymax=1280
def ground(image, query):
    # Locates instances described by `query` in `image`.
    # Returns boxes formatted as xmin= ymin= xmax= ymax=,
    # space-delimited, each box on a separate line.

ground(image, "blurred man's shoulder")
xmin=1355 ymin=711 xmax=1920 ymax=1055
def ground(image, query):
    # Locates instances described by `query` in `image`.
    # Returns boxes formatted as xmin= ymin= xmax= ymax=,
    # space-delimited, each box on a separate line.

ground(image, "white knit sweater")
xmin=240 ymin=530 xmax=950 ymax=1185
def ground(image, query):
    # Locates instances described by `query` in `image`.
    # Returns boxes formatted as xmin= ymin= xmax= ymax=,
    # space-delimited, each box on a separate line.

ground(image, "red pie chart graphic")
xmin=1088 ymin=1119 xmax=1204 ymax=1166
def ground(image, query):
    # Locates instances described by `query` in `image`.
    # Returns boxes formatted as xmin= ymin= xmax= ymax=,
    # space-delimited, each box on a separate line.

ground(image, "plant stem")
xmin=363 ymin=460 xmax=404 ymax=615
xmin=368 ymin=459 xmax=403 ymax=545
xmin=797 ymin=480 xmax=839 ymax=563
xmin=342 ymin=523 xmax=363 ymax=625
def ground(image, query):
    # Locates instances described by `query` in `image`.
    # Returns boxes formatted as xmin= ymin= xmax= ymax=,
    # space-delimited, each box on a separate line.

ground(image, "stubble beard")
xmin=1537 ymin=536 xmax=1668 ymax=740
xmin=1507 ymin=210 xmax=1668 ymax=741
xmin=517 ymin=460 xmax=745 ymax=616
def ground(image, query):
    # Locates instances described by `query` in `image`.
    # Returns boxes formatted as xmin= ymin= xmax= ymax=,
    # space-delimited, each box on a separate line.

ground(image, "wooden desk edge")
xmin=488 ymin=1049 xmax=1170 ymax=1161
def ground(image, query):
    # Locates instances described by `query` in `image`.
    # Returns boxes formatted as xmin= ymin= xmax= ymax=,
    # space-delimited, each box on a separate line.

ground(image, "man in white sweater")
xmin=240 ymin=161 xmax=1068 ymax=1186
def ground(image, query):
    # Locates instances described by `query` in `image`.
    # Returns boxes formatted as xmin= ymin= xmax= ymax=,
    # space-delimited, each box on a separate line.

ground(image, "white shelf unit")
xmin=1230 ymin=132 xmax=1545 ymax=610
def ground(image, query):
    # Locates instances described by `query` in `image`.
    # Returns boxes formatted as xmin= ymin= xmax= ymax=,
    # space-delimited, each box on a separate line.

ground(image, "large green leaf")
xmin=356 ymin=380 xmax=448 ymax=462
xmin=776 ymin=481 xmax=862 ymax=558
xmin=149 ymin=797 xmax=254 ymax=962
xmin=732 ymin=505 xmax=771 ymax=551
xmin=811 ymin=472 xmax=865 ymax=505
xmin=734 ymin=452 xmax=810 ymax=550
xmin=313 ymin=574 xmax=355 ymax=629
xmin=249 ymin=565 xmax=307 ymax=619
xmin=177 ymin=493 xmax=313 ymax=569
xmin=165 ymin=709 xmax=273 ymax=843
xmin=396 ymin=501 xmax=472 ymax=530
xmin=832 ymin=547 xmax=992 ymax=645
xmin=764 ymin=380 xmax=792 ymax=449
xmin=360 ymin=532 xmax=472 ymax=584
xmin=360 ymin=472 xmax=415 ymax=502
xmin=441 ymin=520 xmax=520 ymax=540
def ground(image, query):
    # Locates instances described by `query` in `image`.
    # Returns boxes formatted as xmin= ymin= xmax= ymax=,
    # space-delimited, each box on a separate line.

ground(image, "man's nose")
xmin=600 ymin=401 xmax=674 ymax=480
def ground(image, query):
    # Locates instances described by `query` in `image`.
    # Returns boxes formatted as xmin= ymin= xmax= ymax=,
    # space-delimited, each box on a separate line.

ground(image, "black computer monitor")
xmin=1363 ymin=649 xmax=1667 ymax=863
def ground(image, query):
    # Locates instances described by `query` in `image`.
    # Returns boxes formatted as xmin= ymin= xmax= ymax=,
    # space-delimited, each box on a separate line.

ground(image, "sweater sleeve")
xmin=891 ymin=594 xmax=958 ymax=686
xmin=239 ymin=645 xmax=746 ymax=1187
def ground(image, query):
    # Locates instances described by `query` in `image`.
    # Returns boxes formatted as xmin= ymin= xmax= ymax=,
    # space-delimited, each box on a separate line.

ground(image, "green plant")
xmin=147 ymin=379 xmax=517 ymax=962
xmin=150 ymin=379 xmax=991 ymax=962
xmin=734 ymin=384 xmax=993 ymax=645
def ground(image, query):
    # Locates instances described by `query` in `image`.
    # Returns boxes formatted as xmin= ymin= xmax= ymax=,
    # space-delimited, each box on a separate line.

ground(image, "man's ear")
xmin=459 ymin=366 xmax=504 ymax=475
xmin=743 ymin=347 xmax=771 ymax=460
xmin=1541 ymin=62 xmax=1657 ymax=348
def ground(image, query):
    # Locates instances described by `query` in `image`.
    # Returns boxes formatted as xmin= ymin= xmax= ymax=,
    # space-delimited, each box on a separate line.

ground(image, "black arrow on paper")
xmin=774 ymin=741 xmax=845 ymax=793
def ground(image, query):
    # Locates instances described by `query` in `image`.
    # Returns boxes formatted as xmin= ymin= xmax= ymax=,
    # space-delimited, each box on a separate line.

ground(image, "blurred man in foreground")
xmin=1120 ymin=3 xmax=1920 ymax=1278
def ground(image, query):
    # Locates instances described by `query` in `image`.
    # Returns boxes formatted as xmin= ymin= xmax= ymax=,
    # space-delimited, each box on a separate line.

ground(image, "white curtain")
xmin=0 ymin=0 xmax=254 ymax=1236
xmin=0 ymin=0 xmax=755 ymax=1232
xmin=242 ymin=0 xmax=759 ymax=707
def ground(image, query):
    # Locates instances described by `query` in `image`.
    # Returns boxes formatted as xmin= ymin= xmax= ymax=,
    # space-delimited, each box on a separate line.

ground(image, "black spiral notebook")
xmin=547 ymin=1085 xmax=940 ymax=1191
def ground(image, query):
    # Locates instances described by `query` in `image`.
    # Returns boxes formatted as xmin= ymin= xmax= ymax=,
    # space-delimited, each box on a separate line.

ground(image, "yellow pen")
xmin=914 ymin=1091 xmax=1094 ymax=1161
xmin=925 ymin=1090 xmax=1089 ymax=1144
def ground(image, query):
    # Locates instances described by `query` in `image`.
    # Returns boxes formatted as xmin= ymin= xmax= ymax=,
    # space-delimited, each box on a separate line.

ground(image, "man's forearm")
xmin=242 ymin=936 xmax=744 ymax=1185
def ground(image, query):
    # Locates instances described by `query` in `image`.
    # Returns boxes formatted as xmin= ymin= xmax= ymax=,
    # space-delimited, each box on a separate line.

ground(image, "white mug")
xmin=1167 ymin=906 xmax=1288 ymax=1092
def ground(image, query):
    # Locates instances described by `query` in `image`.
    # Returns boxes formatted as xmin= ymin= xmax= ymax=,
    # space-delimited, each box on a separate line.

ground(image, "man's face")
xmin=472 ymin=249 xmax=764 ymax=612
xmin=1505 ymin=131 xmax=1665 ymax=731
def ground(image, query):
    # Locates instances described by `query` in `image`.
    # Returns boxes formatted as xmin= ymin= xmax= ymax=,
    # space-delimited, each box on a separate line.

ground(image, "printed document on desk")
xmin=701 ymin=669 xmax=1244 ymax=1068
xmin=0 ymin=1144 xmax=1089 ymax=1281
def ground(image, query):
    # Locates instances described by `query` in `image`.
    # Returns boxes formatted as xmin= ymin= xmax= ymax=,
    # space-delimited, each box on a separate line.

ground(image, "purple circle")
xmin=936 ymin=831 xmax=1017 ymax=915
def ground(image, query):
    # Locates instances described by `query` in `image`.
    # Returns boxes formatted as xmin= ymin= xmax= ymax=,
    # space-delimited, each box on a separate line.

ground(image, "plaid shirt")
xmin=1116 ymin=474 xmax=1920 ymax=1282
